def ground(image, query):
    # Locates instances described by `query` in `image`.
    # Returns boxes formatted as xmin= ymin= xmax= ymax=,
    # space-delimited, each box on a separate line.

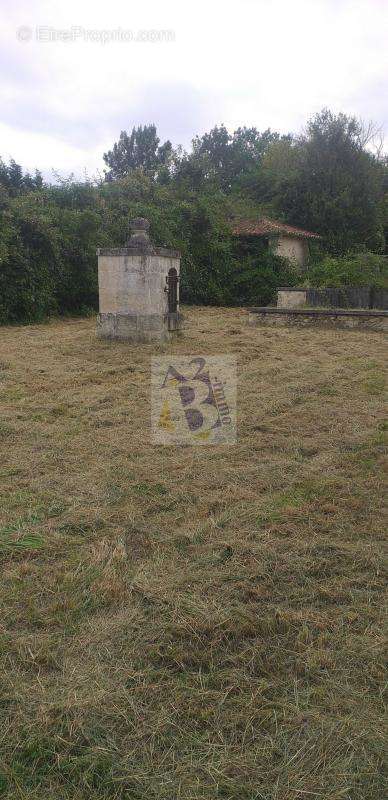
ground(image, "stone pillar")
xmin=96 ymin=218 xmax=182 ymax=342
xmin=277 ymin=288 xmax=307 ymax=309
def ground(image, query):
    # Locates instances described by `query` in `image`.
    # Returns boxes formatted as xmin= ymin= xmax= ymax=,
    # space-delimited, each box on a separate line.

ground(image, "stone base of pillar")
xmin=96 ymin=313 xmax=182 ymax=343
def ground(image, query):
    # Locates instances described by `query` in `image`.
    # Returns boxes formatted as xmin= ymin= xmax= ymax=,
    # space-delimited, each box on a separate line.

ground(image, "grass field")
xmin=0 ymin=306 xmax=386 ymax=800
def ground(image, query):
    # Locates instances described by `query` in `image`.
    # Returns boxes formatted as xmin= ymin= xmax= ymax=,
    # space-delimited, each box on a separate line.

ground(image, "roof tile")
xmin=231 ymin=216 xmax=321 ymax=240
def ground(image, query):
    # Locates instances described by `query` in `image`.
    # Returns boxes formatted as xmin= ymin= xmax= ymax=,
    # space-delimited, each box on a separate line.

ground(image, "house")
xmin=231 ymin=217 xmax=321 ymax=268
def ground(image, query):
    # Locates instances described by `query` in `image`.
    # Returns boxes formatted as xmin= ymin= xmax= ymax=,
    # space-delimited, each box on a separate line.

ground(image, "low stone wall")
xmin=248 ymin=307 xmax=388 ymax=332
xmin=277 ymin=286 xmax=388 ymax=310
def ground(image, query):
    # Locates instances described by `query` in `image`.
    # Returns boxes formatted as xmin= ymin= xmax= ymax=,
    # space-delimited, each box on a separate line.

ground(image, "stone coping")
xmin=248 ymin=306 xmax=388 ymax=318
xmin=277 ymin=286 xmax=379 ymax=292
xmin=96 ymin=246 xmax=180 ymax=258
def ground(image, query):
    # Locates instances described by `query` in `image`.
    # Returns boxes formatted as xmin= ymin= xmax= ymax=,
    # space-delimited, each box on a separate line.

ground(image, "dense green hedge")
xmin=0 ymin=175 xmax=297 ymax=324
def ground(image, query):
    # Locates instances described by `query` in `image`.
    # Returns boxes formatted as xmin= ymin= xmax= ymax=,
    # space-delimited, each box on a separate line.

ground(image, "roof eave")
xmin=232 ymin=228 xmax=321 ymax=240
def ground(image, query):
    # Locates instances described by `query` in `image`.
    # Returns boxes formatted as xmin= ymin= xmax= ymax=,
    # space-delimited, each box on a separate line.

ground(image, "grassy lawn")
xmin=0 ymin=306 xmax=386 ymax=800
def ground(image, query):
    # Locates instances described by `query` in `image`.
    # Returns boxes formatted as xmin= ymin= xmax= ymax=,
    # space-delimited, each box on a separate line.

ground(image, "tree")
xmin=0 ymin=158 xmax=43 ymax=196
xmin=103 ymin=124 xmax=173 ymax=181
xmin=261 ymin=109 xmax=385 ymax=254
xmin=176 ymin=124 xmax=284 ymax=192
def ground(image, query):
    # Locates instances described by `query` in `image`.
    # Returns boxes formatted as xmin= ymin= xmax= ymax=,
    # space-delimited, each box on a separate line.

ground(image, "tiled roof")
xmin=231 ymin=217 xmax=321 ymax=240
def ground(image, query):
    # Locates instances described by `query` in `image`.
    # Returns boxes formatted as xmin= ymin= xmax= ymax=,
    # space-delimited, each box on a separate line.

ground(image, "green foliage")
xmin=0 ymin=196 xmax=60 ymax=323
xmin=176 ymin=124 xmax=286 ymax=191
xmin=103 ymin=124 xmax=173 ymax=181
xmin=231 ymin=252 xmax=298 ymax=305
xmin=306 ymin=251 xmax=388 ymax=288
xmin=260 ymin=109 xmax=386 ymax=255
xmin=0 ymin=157 xmax=43 ymax=196
xmin=0 ymin=187 xmax=102 ymax=324
xmin=0 ymin=108 xmax=387 ymax=324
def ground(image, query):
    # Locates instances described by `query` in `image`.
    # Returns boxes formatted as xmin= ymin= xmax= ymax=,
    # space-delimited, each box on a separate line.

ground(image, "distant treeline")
xmin=0 ymin=109 xmax=387 ymax=324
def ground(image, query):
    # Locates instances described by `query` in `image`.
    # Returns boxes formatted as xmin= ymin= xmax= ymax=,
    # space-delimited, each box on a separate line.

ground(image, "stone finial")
xmin=128 ymin=217 xmax=151 ymax=247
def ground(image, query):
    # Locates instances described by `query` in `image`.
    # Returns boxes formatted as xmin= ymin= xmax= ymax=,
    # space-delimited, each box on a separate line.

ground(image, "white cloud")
xmin=1 ymin=0 xmax=387 ymax=177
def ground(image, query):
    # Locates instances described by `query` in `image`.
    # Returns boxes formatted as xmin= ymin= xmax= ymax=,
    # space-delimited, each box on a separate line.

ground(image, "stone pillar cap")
xmin=130 ymin=218 xmax=150 ymax=231
xmin=128 ymin=217 xmax=151 ymax=247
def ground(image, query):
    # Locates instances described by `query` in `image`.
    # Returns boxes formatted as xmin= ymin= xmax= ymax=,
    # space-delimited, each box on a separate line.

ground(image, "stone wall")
xmin=277 ymin=286 xmax=388 ymax=310
xmin=248 ymin=307 xmax=388 ymax=332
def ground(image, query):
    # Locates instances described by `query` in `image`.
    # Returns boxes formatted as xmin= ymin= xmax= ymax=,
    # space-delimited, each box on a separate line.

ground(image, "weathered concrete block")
xmin=277 ymin=289 xmax=307 ymax=308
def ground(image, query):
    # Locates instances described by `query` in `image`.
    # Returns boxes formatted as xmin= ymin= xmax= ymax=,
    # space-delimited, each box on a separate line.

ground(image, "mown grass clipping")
xmin=0 ymin=307 xmax=386 ymax=799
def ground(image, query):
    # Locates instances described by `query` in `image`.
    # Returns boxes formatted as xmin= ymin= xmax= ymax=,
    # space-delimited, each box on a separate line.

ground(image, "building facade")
xmin=232 ymin=217 xmax=320 ymax=268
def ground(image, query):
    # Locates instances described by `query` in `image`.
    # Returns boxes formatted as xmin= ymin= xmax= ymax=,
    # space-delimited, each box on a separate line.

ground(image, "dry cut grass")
xmin=0 ymin=306 xmax=387 ymax=799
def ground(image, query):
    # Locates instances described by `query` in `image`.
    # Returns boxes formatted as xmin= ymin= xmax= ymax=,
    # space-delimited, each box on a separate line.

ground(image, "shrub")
xmin=305 ymin=251 xmax=388 ymax=289
xmin=230 ymin=252 xmax=298 ymax=305
xmin=0 ymin=199 xmax=61 ymax=323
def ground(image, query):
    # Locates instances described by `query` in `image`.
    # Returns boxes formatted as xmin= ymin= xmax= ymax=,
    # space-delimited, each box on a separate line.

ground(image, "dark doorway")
xmin=166 ymin=268 xmax=178 ymax=314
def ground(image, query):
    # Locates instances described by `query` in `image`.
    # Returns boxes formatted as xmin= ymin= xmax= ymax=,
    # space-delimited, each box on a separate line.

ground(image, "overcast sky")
xmin=1 ymin=0 xmax=387 ymax=180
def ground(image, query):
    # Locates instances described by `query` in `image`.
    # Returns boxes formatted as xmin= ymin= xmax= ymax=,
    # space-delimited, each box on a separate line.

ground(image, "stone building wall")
xmin=272 ymin=236 xmax=309 ymax=267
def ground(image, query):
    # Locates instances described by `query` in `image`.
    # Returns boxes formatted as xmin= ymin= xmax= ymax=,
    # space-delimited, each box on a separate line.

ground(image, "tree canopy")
xmin=103 ymin=124 xmax=173 ymax=181
xmin=260 ymin=109 xmax=385 ymax=253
